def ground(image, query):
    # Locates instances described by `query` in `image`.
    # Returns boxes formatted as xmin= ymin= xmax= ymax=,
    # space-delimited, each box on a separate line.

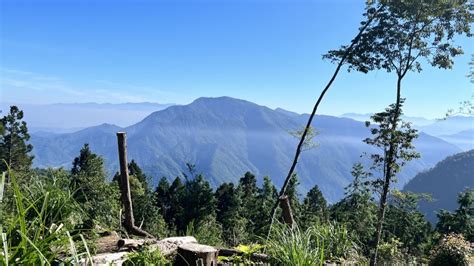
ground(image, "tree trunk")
xmin=371 ymin=76 xmax=403 ymax=266
xmin=266 ymin=6 xmax=385 ymax=240
xmin=279 ymin=196 xmax=295 ymax=227
xmin=175 ymin=243 xmax=218 ymax=266
xmin=116 ymin=132 xmax=154 ymax=238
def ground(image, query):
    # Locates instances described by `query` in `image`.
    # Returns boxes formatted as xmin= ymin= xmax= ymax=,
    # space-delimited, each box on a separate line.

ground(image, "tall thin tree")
xmin=325 ymin=1 xmax=473 ymax=263
xmin=267 ymin=3 xmax=385 ymax=238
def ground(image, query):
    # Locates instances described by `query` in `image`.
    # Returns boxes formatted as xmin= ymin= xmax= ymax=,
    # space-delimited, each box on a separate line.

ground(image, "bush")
xmin=377 ymin=237 xmax=405 ymax=265
xmin=429 ymin=234 xmax=472 ymax=266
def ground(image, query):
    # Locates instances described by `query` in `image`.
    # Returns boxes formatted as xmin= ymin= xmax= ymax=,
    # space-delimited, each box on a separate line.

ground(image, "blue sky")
xmin=0 ymin=0 xmax=473 ymax=118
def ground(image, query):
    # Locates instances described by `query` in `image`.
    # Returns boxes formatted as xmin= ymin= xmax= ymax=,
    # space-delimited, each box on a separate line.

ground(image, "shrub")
xmin=429 ymin=233 xmax=472 ymax=266
xmin=376 ymin=237 xmax=405 ymax=265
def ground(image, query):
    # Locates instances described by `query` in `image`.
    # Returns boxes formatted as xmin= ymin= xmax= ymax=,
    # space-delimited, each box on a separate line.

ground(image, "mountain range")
xmin=29 ymin=97 xmax=463 ymax=202
xmin=404 ymin=149 xmax=474 ymax=223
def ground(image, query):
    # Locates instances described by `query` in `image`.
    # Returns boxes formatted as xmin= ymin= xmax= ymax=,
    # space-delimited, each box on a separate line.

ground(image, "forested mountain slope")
xmin=404 ymin=149 xmax=474 ymax=223
xmin=30 ymin=97 xmax=461 ymax=202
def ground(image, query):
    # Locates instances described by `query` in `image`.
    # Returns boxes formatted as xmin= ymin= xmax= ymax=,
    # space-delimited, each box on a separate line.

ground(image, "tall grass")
xmin=0 ymin=169 xmax=92 ymax=265
xmin=265 ymin=222 xmax=356 ymax=266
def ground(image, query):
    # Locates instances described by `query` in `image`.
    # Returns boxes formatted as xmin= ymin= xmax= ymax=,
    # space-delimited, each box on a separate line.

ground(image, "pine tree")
xmin=237 ymin=172 xmax=259 ymax=234
xmin=70 ymin=144 xmax=119 ymax=228
xmin=0 ymin=106 xmax=34 ymax=175
xmin=383 ymin=191 xmax=432 ymax=256
xmin=166 ymin=176 xmax=185 ymax=233
xmin=436 ymin=189 xmax=474 ymax=241
xmin=154 ymin=176 xmax=171 ymax=220
xmin=215 ymin=182 xmax=247 ymax=246
xmin=300 ymin=184 xmax=328 ymax=229
xmin=253 ymin=176 xmax=277 ymax=238
xmin=331 ymin=163 xmax=377 ymax=255
xmin=285 ymin=173 xmax=301 ymax=216
xmin=179 ymin=172 xmax=216 ymax=233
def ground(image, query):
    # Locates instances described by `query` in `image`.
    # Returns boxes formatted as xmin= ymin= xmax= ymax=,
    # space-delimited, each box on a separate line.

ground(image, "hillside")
xmin=404 ymin=149 xmax=474 ymax=223
xmin=30 ymin=97 xmax=461 ymax=202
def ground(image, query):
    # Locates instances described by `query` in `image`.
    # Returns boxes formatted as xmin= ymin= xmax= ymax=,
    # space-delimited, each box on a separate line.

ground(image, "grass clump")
xmin=265 ymin=221 xmax=356 ymax=266
xmin=0 ymin=170 xmax=91 ymax=265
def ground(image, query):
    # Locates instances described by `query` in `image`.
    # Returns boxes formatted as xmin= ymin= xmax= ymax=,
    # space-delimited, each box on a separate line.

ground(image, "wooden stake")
xmin=279 ymin=196 xmax=295 ymax=227
xmin=116 ymin=132 xmax=154 ymax=238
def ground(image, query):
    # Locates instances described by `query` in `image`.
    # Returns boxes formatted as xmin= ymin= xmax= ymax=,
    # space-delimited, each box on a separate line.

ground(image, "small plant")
xmin=218 ymin=244 xmax=265 ymax=264
xmin=123 ymin=247 xmax=170 ymax=266
xmin=429 ymin=234 xmax=472 ymax=266
xmin=235 ymin=244 xmax=264 ymax=263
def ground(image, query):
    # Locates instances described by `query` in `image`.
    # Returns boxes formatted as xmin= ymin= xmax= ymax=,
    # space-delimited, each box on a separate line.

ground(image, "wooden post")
xmin=116 ymin=132 xmax=154 ymax=238
xmin=279 ymin=196 xmax=295 ymax=227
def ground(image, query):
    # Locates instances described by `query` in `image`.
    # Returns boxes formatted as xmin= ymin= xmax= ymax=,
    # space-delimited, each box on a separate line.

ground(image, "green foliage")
xmin=436 ymin=189 xmax=474 ymax=241
xmin=215 ymin=182 xmax=247 ymax=246
xmin=179 ymin=171 xmax=216 ymax=234
xmin=0 ymin=170 xmax=90 ymax=264
xmin=185 ymin=216 xmax=223 ymax=246
xmin=300 ymin=184 xmax=328 ymax=229
xmin=289 ymin=126 xmax=319 ymax=151
xmin=114 ymin=161 xmax=167 ymax=238
xmin=265 ymin=223 xmax=325 ymax=266
xmin=219 ymin=244 xmax=264 ymax=264
xmin=325 ymin=0 xmax=473 ymax=75
xmin=253 ymin=176 xmax=278 ymax=238
xmin=157 ymin=176 xmax=185 ymax=233
xmin=70 ymin=144 xmax=120 ymax=229
xmin=405 ymin=149 xmax=474 ymax=223
xmin=429 ymin=234 xmax=472 ymax=266
xmin=265 ymin=222 xmax=356 ymax=265
xmin=383 ymin=191 xmax=432 ymax=257
xmin=236 ymin=172 xmax=259 ymax=238
xmin=0 ymin=106 xmax=34 ymax=174
xmin=377 ymin=237 xmax=405 ymax=265
xmin=235 ymin=243 xmax=264 ymax=262
xmin=285 ymin=173 xmax=301 ymax=217
xmin=124 ymin=246 xmax=170 ymax=266
xmin=331 ymin=163 xmax=377 ymax=255
xmin=363 ymin=100 xmax=420 ymax=183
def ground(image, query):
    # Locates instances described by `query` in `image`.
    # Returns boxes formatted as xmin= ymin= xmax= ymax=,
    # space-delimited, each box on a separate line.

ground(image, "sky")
xmin=0 ymin=0 xmax=473 ymax=119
